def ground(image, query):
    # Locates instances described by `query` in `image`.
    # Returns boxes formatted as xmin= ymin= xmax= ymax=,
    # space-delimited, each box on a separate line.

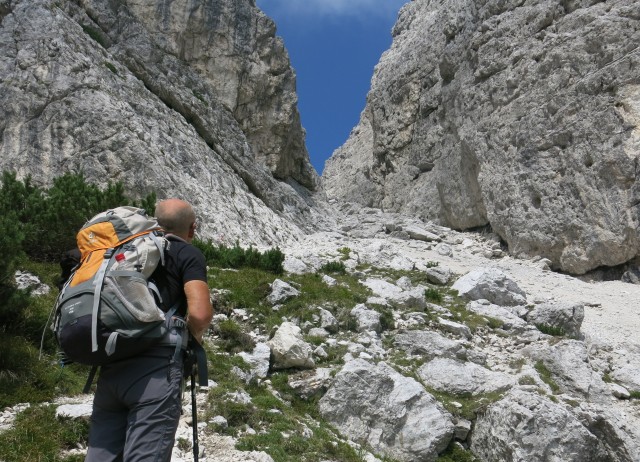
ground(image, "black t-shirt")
xmin=152 ymin=235 xmax=208 ymax=316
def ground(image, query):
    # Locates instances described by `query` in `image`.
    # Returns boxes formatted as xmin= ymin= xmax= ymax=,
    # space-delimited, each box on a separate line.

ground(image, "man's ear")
xmin=188 ymin=222 xmax=196 ymax=239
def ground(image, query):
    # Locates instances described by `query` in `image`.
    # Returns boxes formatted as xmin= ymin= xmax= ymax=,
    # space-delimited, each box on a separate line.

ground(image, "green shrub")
xmin=319 ymin=260 xmax=346 ymax=274
xmin=535 ymin=323 xmax=566 ymax=337
xmin=424 ymin=287 xmax=443 ymax=303
xmin=0 ymin=171 xmax=156 ymax=262
xmin=379 ymin=308 xmax=395 ymax=331
xmin=194 ymin=240 xmax=284 ymax=274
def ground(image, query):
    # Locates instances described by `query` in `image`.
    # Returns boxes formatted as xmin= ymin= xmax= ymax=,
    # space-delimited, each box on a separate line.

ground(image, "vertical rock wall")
xmin=0 ymin=0 xmax=331 ymax=246
xmin=324 ymin=0 xmax=640 ymax=274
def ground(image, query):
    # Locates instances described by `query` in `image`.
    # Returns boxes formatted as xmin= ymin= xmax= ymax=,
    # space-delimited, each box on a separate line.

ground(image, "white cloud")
xmin=256 ymin=0 xmax=408 ymax=20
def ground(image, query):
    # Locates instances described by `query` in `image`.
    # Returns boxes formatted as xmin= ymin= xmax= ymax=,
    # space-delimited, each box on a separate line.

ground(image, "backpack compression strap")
xmin=91 ymin=249 xmax=116 ymax=353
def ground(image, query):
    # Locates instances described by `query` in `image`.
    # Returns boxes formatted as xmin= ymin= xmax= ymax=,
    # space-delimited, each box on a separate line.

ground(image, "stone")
xmin=452 ymin=268 xmax=527 ymax=306
xmin=267 ymin=322 xmax=314 ymax=370
xmin=236 ymin=343 xmax=271 ymax=382
xmin=350 ymin=304 xmax=381 ymax=334
xmin=437 ymin=317 xmax=472 ymax=339
xmin=319 ymin=359 xmax=454 ymax=462
xmin=416 ymin=358 xmax=514 ymax=395
xmin=424 ymin=266 xmax=452 ymax=285
xmin=267 ymin=279 xmax=300 ymax=305
xmin=526 ymin=301 xmax=585 ymax=339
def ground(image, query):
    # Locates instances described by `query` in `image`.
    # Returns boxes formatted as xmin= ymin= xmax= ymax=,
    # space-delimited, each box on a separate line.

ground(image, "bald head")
xmin=155 ymin=199 xmax=196 ymax=241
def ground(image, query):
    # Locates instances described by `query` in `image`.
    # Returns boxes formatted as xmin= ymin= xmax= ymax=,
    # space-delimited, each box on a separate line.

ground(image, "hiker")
xmin=85 ymin=199 xmax=213 ymax=462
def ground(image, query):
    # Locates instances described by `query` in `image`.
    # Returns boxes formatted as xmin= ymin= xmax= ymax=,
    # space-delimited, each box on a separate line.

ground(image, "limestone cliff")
xmin=0 ymin=0 xmax=329 ymax=246
xmin=324 ymin=0 xmax=640 ymax=274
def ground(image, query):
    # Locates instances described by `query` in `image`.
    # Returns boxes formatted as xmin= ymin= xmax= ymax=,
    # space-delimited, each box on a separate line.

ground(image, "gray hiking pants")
xmin=85 ymin=346 xmax=183 ymax=462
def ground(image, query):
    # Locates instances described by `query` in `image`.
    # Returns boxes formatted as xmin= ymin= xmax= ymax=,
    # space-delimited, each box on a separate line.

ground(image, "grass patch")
xmin=0 ymin=404 xmax=89 ymax=461
xmin=534 ymin=361 xmax=560 ymax=394
xmin=518 ymin=375 xmax=536 ymax=386
xmin=1 ymin=260 xmax=90 ymax=408
xmin=427 ymin=388 xmax=504 ymax=421
xmin=215 ymin=318 xmax=256 ymax=353
xmin=0 ymin=336 xmax=89 ymax=408
xmin=630 ymin=391 xmax=640 ymax=400
xmin=442 ymin=290 xmax=502 ymax=333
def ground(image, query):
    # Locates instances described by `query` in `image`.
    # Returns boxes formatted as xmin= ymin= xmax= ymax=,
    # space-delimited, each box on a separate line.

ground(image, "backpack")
xmin=52 ymin=206 xmax=173 ymax=366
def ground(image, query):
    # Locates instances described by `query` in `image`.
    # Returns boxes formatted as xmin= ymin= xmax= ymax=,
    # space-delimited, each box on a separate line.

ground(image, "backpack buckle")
xmin=172 ymin=316 xmax=187 ymax=329
xmin=104 ymin=248 xmax=115 ymax=259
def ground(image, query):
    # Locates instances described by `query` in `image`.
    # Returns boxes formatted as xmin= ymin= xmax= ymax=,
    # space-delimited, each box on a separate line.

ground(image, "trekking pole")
xmin=191 ymin=367 xmax=199 ymax=462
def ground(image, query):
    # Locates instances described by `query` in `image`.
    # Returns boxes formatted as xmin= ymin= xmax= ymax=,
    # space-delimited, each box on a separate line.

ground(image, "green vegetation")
xmin=104 ymin=61 xmax=118 ymax=74
xmin=192 ymin=89 xmax=209 ymax=106
xmin=0 ymin=405 xmax=89 ymax=462
xmin=320 ymin=260 xmax=347 ymax=274
xmin=534 ymin=361 xmax=560 ymax=394
xmin=194 ymin=240 xmax=284 ymax=274
xmin=337 ymin=247 xmax=351 ymax=260
xmin=425 ymin=287 xmax=443 ymax=303
xmin=215 ymin=318 xmax=256 ymax=353
xmin=518 ymin=375 xmax=537 ymax=386
xmin=0 ymin=171 xmax=155 ymax=262
xmin=0 ymin=171 xmax=154 ymax=408
xmin=535 ymin=323 xmax=566 ymax=337
xmin=437 ymin=442 xmax=478 ymax=462
xmin=427 ymin=388 xmax=505 ymax=421
xmin=203 ymin=350 xmax=363 ymax=462
xmin=208 ymin=268 xmax=369 ymax=332
xmin=81 ymin=24 xmax=107 ymax=48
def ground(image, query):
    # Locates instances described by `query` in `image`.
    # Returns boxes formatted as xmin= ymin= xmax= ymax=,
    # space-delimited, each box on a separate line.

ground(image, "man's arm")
xmin=184 ymin=280 xmax=213 ymax=342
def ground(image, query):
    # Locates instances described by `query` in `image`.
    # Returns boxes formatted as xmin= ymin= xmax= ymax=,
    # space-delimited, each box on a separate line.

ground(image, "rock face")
xmin=323 ymin=0 xmax=640 ymax=274
xmin=0 ymin=0 xmax=332 ymax=246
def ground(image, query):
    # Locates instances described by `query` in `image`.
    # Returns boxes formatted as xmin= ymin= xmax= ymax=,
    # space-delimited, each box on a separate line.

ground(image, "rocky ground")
xmin=5 ymin=206 xmax=640 ymax=461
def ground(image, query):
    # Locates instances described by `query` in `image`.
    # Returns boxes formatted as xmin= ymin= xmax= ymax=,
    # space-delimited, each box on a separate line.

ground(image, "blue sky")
xmin=255 ymin=0 xmax=408 ymax=175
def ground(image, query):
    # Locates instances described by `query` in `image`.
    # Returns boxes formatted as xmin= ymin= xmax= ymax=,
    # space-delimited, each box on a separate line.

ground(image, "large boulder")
xmin=471 ymin=389 xmax=610 ymax=461
xmin=323 ymin=0 xmax=640 ymax=274
xmin=319 ymin=359 xmax=454 ymax=462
